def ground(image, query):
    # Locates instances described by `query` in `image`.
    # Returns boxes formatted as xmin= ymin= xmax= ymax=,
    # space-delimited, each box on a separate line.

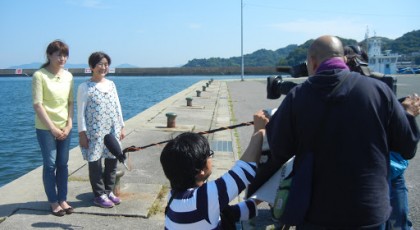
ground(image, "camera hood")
xmin=276 ymin=62 xmax=308 ymax=78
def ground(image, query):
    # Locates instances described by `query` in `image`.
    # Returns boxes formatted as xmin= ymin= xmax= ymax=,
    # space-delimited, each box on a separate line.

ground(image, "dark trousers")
xmin=88 ymin=158 xmax=118 ymax=197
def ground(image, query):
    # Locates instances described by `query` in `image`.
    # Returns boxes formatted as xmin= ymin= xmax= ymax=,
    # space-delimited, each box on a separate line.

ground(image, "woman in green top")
xmin=32 ymin=40 xmax=74 ymax=217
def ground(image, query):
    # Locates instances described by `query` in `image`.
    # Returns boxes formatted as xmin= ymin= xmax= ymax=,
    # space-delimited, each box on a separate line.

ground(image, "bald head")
xmin=309 ymin=35 xmax=344 ymax=61
xmin=306 ymin=35 xmax=345 ymax=75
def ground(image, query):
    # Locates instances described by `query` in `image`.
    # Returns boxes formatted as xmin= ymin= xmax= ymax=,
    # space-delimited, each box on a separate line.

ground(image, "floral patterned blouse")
xmin=77 ymin=79 xmax=124 ymax=162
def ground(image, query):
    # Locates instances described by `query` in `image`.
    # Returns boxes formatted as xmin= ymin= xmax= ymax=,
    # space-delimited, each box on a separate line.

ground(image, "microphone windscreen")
xmin=104 ymin=134 xmax=124 ymax=162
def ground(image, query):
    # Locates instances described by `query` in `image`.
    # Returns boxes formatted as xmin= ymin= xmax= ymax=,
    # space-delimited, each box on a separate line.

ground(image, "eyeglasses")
xmin=207 ymin=150 xmax=214 ymax=158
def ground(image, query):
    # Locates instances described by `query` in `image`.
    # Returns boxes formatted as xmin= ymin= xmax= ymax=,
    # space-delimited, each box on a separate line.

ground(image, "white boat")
xmin=367 ymin=37 xmax=400 ymax=74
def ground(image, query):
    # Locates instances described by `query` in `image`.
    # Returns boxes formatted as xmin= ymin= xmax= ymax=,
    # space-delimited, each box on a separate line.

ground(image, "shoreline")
xmin=0 ymin=66 xmax=278 ymax=77
xmin=1 ymin=67 xmax=419 ymax=78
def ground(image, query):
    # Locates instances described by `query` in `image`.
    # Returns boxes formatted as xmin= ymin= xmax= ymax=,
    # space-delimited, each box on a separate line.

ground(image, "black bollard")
xmin=113 ymin=170 xmax=125 ymax=196
xmin=166 ymin=112 xmax=177 ymax=128
xmin=186 ymin=97 xmax=193 ymax=106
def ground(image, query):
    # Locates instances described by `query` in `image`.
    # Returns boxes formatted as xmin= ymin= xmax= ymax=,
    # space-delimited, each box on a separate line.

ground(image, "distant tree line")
xmin=184 ymin=30 xmax=420 ymax=67
xmin=184 ymin=45 xmax=298 ymax=68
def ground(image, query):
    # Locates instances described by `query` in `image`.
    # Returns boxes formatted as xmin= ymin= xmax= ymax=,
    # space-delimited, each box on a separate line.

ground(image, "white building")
xmin=367 ymin=37 xmax=400 ymax=74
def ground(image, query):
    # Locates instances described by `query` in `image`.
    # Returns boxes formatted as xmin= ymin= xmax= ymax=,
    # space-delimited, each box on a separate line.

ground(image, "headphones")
xmin=347 ymin=45 xmax=362 ymax=55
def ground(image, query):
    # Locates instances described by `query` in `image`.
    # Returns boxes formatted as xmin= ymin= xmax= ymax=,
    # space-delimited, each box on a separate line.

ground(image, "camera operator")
xmin=250 ymin=35 xmax=420 ymax=229
xmin=344 ymin=45 xmax=420 ymax=230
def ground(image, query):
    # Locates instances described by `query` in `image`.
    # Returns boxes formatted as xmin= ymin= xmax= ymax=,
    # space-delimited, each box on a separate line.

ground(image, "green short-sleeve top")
xmin=32 ymin=68 xmax=74 ymax=130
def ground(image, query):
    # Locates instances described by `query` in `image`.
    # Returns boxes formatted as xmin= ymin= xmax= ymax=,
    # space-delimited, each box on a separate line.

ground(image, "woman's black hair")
xmin=88 ymin=51 xmax=111 ymax=69
xmin=160 ymin=132 xmax=210 ymax=191
xmin=41 ymin=40 xmax=69 ymax=69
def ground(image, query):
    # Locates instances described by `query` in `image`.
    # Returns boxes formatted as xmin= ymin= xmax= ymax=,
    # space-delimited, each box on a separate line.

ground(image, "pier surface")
xmin=0 ymin=76 xmax=419 ymax=229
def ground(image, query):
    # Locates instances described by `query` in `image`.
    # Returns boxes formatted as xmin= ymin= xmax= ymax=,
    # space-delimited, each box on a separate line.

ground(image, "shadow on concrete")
xmin=0 ymin=201 xmax=50 ymax=217
xmin=32 ymin=222 xmax=84 ymax=229
xmin=73 ymin=192 xmax=94 ymax=208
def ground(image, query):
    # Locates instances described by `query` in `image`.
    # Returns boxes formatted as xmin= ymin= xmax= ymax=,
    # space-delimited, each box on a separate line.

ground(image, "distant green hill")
xmin=10 ymin=30 xmax=419 ymax=70
xmin=184 ymin=45 xmax=297 ymax=67
xmin=184 ymin=30 xmax=420 ymax=67
xmin=383 ymin=30 xmax=420 ymax=54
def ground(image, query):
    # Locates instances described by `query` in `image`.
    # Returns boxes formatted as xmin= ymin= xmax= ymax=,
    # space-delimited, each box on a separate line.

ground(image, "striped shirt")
xmin=165 ymin=160 xmax=258 ymax=230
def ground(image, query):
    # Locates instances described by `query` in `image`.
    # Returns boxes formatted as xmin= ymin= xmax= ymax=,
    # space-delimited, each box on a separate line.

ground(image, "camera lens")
xmin=267 ymin=76 xmax=283 ymax=99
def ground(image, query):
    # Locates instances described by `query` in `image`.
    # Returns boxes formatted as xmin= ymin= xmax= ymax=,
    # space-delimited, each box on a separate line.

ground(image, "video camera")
xmin=267 ymin=56 xmax=397 ymax=100
xmin=266 ymin=62 xmax=308 ymax=99
xmin=266 ymin=76 xmax=298 ymax=100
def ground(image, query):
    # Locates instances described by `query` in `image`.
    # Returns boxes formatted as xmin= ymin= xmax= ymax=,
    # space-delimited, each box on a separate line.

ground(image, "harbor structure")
xmin=367 ymin=36 xmax=400 ymax=74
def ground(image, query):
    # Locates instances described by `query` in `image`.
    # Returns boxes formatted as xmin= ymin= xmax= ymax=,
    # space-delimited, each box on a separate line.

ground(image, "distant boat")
xmin=367 ymin=36 xmax=400 ymax=74
xmin=397 ymin=67 xmax=420 ymax=74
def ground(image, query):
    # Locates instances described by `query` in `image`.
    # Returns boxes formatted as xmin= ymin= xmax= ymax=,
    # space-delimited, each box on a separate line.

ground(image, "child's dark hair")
xmin=160 ymin=132 xmax=210 ymax=191
xmin=88 ymin=51 xmax=111 ymax=69
xmin=41 ymin=40 xmax=69 ymax=68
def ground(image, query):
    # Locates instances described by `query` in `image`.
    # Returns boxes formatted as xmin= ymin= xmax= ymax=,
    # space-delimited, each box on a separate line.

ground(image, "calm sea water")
xmin=0 ymin=75 xmax=267 ymax=188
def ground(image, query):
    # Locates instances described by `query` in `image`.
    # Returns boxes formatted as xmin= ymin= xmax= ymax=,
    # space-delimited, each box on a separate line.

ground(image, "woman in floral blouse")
xmin=77 ymin=52 xmax=125 ymax=208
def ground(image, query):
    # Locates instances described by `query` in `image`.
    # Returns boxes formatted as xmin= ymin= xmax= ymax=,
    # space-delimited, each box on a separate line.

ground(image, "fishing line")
xmin=122 ymin=121 xmax=254 ymax=153
xmin=104 ymin=121 xmax=255 ymax=170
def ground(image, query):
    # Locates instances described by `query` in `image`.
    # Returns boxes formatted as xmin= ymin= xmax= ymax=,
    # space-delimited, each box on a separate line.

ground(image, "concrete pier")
xmin=0 ymin=76 xmax=419 ymax=229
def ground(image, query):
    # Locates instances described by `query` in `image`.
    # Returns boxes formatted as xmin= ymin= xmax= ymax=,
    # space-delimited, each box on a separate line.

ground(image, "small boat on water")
xmin=397 ymin=67 xmax=420 ymax=74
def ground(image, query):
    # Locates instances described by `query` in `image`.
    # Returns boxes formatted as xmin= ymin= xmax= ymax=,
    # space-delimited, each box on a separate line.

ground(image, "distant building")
xmin=367 ymin=37 xmax=400 ymax=74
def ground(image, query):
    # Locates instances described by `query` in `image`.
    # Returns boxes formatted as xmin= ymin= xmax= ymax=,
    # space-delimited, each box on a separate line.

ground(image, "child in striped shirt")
xmin=160 ymin=111 xmax=268 ymax=229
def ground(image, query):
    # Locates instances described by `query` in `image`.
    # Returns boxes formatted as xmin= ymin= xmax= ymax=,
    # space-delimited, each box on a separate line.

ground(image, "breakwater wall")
xmin=0 ymin=66 xmax=278 ymax=77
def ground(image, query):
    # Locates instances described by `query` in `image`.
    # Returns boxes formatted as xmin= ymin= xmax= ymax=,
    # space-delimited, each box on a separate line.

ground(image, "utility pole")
xmin=241 ymin=0 xmax=244 ymax=81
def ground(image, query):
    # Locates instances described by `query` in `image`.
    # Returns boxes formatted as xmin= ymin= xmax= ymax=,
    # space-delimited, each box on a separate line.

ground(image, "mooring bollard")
xmin=186 ymin=97 xmax=193 ymax=106
xmin=196 ymin=90 xmax=201 ymax=97
xmin=206 ymin=82 xmax=209 ymax=87
xmin=202 ymin=86 xmax=206 ymax=91
xmin=166 ymin=112 xmax=177 ymax=128
xmin=113 ymin=170 xmax=125 ymax=196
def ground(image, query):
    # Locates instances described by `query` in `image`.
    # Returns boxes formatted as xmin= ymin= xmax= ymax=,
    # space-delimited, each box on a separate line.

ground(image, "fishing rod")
xmin=104 ymin=121 xmax=255 ymax=169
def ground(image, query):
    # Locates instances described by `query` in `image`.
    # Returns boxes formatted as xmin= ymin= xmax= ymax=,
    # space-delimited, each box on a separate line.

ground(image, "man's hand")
xmin=402 ymin=93 xmax=420 ymax=117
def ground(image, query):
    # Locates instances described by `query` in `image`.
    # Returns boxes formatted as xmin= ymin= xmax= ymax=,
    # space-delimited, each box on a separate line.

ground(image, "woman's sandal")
xmin=51 ymin=209 xmax=66 ymax=217
xmin=51 ymin=202 xmax=66 ymax=217
xmin=64 ymin=207 xmax=74 ymax=214
xmin=59 ymin=201 xmax=74 ymax=215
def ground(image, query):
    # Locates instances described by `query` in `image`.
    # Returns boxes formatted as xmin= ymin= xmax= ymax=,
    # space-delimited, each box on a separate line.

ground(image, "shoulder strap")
xmin=359 ymin=65 xmax=372 ymax=76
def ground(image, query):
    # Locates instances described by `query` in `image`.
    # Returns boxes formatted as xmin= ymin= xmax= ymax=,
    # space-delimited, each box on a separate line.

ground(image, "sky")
xmin=0 ymin=0 xmax=419 ymax=69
